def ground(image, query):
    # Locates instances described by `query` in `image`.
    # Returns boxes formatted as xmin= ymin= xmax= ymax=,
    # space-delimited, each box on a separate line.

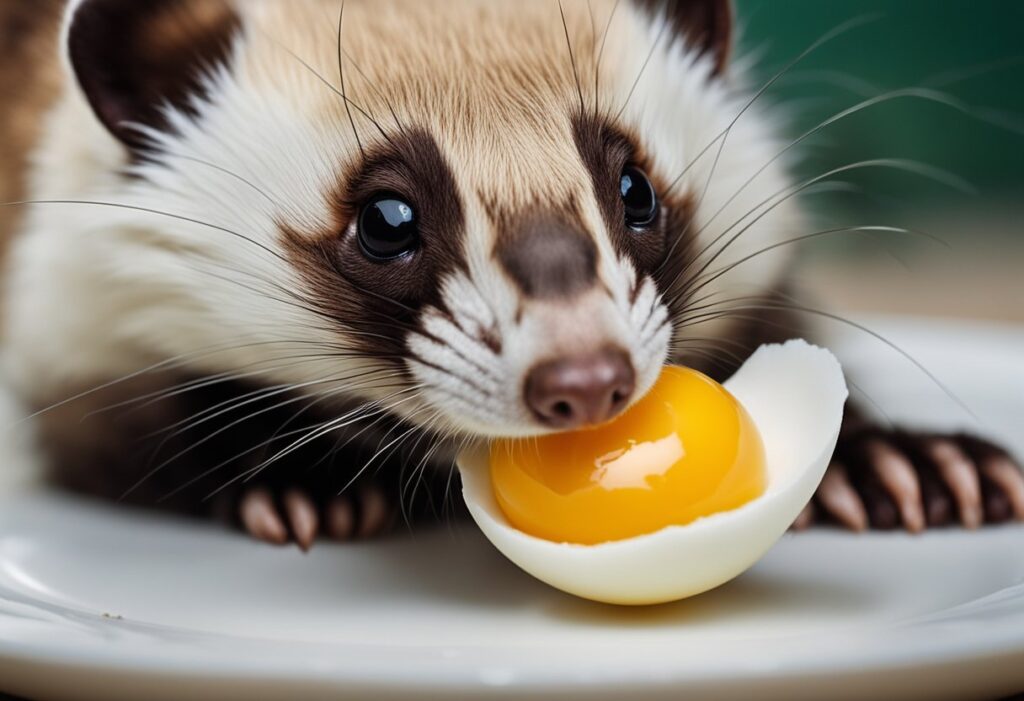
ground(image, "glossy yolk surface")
xmin=490 ymin=366 xmax=767 ymax=545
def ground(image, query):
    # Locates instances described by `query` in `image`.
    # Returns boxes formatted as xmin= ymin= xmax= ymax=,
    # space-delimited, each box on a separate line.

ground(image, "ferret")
xmin=1 ymin=0 xmax=1021 ymax=549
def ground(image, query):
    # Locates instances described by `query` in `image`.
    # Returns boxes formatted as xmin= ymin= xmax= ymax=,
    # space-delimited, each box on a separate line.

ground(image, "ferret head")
xmin=58 ymin=0 xmax=798 ymax=440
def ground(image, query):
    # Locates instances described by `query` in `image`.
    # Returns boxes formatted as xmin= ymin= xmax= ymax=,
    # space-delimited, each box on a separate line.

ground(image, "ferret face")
xmin=57 ymin=0 xmax=799 ymax=440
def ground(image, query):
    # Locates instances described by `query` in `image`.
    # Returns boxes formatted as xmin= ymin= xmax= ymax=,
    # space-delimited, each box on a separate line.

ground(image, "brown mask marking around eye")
xmin=572 ymin=110 xmax=699 ymax=331
xmin=572 ymin=111 xmax=695 ymax=280
xmin=491 ymin=200 xmax=599 ymax=300
xmin=279 ymin=126 xmax=467 ymax=366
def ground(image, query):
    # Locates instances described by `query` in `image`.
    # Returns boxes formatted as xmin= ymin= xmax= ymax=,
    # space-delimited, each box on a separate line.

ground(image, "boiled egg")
xmin=458 ymin=340 xmax=847 ymax=605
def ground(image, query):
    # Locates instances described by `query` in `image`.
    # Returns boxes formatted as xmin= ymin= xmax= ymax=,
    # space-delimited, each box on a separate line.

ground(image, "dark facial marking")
xmin=572 ymin=113 xmax=689 ymax=276
xmin=68 ymin=0 xmax=240 ymax=153
xmin=572 ymin=111 xmax=705 ymax=339
xmin=280 ymin=126 xmax=466 ymax=362
xmin=493 ymin=205 xmax=598 ymax=300
xmin=632 ymin=0 xmax=733 ymax=74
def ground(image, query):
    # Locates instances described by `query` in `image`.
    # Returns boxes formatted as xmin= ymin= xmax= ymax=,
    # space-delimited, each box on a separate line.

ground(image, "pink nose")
xmin=524 ymin=348 xmax=636 ymax=429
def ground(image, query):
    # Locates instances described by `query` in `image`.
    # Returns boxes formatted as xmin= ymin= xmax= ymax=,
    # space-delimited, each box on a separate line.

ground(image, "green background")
xmin=735 ymin=0 xmax=1024 ymax=242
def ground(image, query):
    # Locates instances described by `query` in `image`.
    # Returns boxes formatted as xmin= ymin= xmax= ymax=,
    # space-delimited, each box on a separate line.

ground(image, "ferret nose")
xmin=525 ymin=348 xmax=636 ymax=429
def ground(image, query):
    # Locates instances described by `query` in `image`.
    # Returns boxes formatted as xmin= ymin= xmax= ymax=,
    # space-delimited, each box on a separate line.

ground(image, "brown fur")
xmin=633 ymin=0 xmax=732 ymax=73
xmin=9 ymin=0 xmax=797 ymax=524
xmin=244 ymin=0 xmax=617 ymax=214
xmin=67 ymin=0 xmax=240 ymax=151
xmin=495 ymin=205 xmax=600 ymax=299
xmin=573 ymin=112 xmax=692 ymax=277
xmin=0 ymin=0 xmax=64 ymax=254
xmin=278 ymin=126 xmax=468 ymax=364
xmin=37 ymin=370 xmax=438 ymax=521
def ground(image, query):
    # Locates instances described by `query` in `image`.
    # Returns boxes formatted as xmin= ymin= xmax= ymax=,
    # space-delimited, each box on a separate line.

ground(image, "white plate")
xmin=1 ymin=315 xmax=1023 ymax=701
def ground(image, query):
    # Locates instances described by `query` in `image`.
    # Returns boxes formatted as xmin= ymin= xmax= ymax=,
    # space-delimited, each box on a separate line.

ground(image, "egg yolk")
xmin=490 ymin=366 xmax=767 ymax=545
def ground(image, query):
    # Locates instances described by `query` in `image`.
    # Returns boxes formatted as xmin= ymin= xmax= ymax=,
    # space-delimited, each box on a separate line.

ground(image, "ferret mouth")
xmin=402 ymin=268 xmax=672 ymax=440
xmin=403 ymin=351 xmax=666 ymax=442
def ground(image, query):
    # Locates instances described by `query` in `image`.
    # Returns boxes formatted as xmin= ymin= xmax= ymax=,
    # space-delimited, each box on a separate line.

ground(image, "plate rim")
xmin=3 ymin=313 xmax=1024 ymax=698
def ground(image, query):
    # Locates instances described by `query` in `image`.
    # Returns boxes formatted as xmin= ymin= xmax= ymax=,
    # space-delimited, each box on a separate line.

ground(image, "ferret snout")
xmin=495 ymin=212 xmax=597 ymax=300
xmin=524 ymin=347 xmax=635 ymax=429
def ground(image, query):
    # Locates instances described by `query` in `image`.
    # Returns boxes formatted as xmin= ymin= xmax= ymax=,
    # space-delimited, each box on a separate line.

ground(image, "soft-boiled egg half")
xmin=458 ymin=340 xmax=847 ymax=605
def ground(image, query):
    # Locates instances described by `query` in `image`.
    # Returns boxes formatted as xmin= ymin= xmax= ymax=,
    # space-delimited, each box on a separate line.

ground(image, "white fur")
xmin=3 ymin=0 xmax=799 ymax=446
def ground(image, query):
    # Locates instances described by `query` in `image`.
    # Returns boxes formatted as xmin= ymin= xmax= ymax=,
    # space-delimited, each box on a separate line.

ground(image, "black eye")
xmin=620 ymin=167 xmax=659 ymax=229
xmin=357 ymin=195 xmax=418 ymax=260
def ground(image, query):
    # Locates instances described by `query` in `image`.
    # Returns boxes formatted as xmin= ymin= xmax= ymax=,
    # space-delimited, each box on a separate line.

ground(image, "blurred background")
xmin=735 ymin=0 xmax=1024 ymax=322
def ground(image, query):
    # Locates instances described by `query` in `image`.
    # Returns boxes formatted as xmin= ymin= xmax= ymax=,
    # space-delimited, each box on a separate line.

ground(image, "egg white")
xmin=458 ymin=339 xmax=848 ymax=605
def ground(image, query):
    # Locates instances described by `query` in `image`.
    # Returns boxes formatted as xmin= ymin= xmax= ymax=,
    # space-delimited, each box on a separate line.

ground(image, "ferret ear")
xmin=64 ymin=0 xmax=241 ymax=152
xmin=635 ymin=0 xmax=732 ymax=74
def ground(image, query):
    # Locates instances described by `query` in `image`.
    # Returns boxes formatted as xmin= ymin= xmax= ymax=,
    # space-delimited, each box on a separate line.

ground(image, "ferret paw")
xmin=236 ymin=484 xmax=396 ymax=550
xmin=793 ymin=431 xmax=1024 ymax=532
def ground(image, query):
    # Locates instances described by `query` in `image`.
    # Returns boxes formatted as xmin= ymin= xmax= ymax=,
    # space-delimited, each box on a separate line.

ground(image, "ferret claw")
xmin=791 ymin=502 xmax=816 ymax=531
xmin=960 ymin=435 xmax=1024 ymax=521
xmin=864 ymin=439 xmax=925 ymax=532
xmin=240 ymin=488 xmax=289 ymax=545
xmin=816 ymin=462 xmax=868 ymax=531
xmin=357 ymin=486 xmax=392 ymax=538
xmin=326 ymin=497 xmax=356 ymax=540
xmin=283 ymin=489 xmax=319 ymax=551
xmin=798 ymin=430 xmax=1023 ymax=532
xmin=924 ymin=439 xmax=983 ymax=529
xmin=237 ymin=483 xmax=396 ymax=549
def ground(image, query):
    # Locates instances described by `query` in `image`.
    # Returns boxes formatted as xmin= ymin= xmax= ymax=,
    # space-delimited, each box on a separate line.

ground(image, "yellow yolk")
xmin=490 ymin=366 xmax=767 ymax=545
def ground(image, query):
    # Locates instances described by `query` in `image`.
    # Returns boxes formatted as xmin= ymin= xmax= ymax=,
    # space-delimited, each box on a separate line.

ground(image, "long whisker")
xmin=922 ymin=55 xmax=1024 ymax=89
xmin=1 ymin=199 xmax=287 ymax=263
xmin=558 ymin=0 xmax=586 ymax=113
xmin=126 ymin=372 xmax=402 ymax=499
xmin=401 ymin=415 xmax=454 ymax=522
xmin=652 ymin=15 xmax=884 ymax=281
xmin=613 ymin=13 xmax=670 ymax=121
xmin=143 ymin=366 xmax=393 ymax=449
xmin=665 ymin=13 xmax=882 ymax=195
xmin=158 ymin=423 xmax=312 ymax=503
xmin=342 ymin=48 xmax=408 ymax=137
xmin=686 ymin=224 xmax=944 ymax=300
xmin=342 ymin=412 xmax=433 ymax=497
xmin=156 ymin=389 xmax=404 ymax=504
xmin=216 ymin=388 xmax=423 ymax=496
xmin=672 ymin=310 xmax=894 ymax=427
xmin=592 ymin=0 xmax=621 ymax=114
xmin=686 ymin=87 xmax=988 ymax=256
xmin=675 ymin=301 xmax=977 ymax=421
xmin=194 ymin=388 xmax=418 ymax=502
xmin=147 ymin=150 xmax=281 ymax=209
xmin=3 ymin=336 xmax=333 ymax=427
xmin=395 ymin=412 xmax=451 ymax=522
xmin=775 ymin=68 xmax=882 ymax=98
xmin=161 ymin=379 xmax=409 ymax=503
xmin=671 ymin=158 xmax=971 ymax=304
xmin=336 ymin=1 xmax=365 ymax=159
xmin=265 ymin=32 xmax=394 ymax=149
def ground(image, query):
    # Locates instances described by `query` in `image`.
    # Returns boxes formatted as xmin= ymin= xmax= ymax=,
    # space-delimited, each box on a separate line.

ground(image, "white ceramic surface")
xmin=1 ymin=315 xmax=1023 ymax=701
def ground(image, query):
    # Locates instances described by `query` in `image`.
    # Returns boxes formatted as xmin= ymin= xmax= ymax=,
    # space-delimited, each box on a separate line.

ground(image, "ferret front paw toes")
xmin=795 ymin=431 xmax=1024 ymax=532
xmin=237 ymin=484 xmax=396 ymax=550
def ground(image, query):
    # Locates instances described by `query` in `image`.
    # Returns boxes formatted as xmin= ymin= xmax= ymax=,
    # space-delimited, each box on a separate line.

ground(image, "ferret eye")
xmin=620 ymin=167 xmax=659 ymax=229
xmin=357 ymin=195 xmax=418 ymax=260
